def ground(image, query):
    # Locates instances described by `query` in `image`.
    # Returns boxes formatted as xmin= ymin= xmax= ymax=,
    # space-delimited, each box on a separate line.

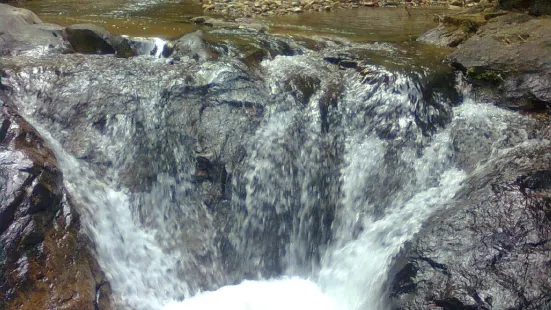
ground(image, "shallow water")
xmin=20 ymin=0 xmax=449 ymax=41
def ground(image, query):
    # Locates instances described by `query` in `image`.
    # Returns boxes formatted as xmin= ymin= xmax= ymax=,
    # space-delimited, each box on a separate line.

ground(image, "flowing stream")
xmin=4 ymin=3 xmax=541 ymax=310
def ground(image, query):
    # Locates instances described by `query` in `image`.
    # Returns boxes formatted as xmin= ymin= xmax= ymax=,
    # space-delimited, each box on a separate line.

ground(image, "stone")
xmin=390 ymin=143 xmax=551 ymax=310
xmin=168 ymin=30 xmax=213 ymax=61
xmin=62 ymin=24 xmax=114 ymax=54
xmin=445 ymin=14 xmax=551 ymax=107
xmin=0 ymin=4 xmax=68 ymax=55
xmin=416 ymin=24 xmax=469 ymax=47
xmin=0 ymin=92 xmax=113 ymax=310
xmin=0 ymin=3 xmax=42 ymax=24
xmin=63 ymin=24 xmax=133 ymax=56
xmin=190 ymin=16 xmax=207 ymax=24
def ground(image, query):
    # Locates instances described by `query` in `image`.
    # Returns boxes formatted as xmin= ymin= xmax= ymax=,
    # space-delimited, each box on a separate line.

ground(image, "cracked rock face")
xmin=0 ymin=92 xmax=112 ymax=310
xmin=390 ymin=141 xmax=551 ymax=310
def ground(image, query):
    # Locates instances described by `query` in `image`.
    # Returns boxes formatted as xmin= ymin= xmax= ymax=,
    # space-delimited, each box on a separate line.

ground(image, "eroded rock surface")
xmin=390 ymin=141 xmax=551 ymax=310
xmin=0 ymin=92 xmax=112 ymax=310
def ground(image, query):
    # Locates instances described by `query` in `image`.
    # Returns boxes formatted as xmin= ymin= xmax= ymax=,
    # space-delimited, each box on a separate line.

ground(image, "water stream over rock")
xmin=2 ymin=4 xmax=550 ymax=310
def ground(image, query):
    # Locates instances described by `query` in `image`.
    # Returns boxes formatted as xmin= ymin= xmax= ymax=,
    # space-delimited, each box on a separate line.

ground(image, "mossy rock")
xmin=466 ymin=67 xmax=503 ymax=83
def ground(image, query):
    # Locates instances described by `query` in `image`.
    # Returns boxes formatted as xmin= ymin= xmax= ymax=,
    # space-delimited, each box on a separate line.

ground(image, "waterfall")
xmin=5 ymin=39 xmax=538 ymax=310
xmin=27 ymin=125 xmax=192 ymax=310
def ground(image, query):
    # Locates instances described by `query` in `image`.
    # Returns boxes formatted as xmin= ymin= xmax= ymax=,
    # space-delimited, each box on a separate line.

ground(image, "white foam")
xmin=153 ymin=38 xmax=167 ymax=58
xmin=163 ymin=278 xmax=337 ymax=310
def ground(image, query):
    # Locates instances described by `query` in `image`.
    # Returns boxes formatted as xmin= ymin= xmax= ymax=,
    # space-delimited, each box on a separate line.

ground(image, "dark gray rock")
xmin=169 ymin=30 xmax=213 ymax=61
xmin=445 ymin=13 xmax=551 ymax=108
xmin=63 ymin=24 xmax=133 ymax=57
xmin=2 ymin=53 xmax=269 ymax=289
xmin=390 ymin=142 xmax=551 ymax=310
xmin=416 ymin=25 xmax=468 ymax=48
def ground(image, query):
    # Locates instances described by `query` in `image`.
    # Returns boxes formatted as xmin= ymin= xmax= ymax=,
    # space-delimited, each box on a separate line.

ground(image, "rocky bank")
xmin=416 ymin=0 xmax=551 ymax=110
xmin=389 ymin=1 xmax=551 ymax=309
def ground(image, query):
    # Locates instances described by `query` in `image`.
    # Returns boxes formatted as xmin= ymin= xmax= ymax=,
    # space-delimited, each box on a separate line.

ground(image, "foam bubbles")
xmin=163 ymin=278 xmax=337 ymax=310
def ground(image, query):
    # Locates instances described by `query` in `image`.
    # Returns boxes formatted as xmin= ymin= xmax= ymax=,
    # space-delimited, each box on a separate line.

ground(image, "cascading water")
xmin=3 ymin=33 xmax=540 ymax=310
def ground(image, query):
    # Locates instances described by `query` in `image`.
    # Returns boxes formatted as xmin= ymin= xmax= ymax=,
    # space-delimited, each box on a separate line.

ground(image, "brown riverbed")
xmin=20 ymin=0 xmax=450 ymax=42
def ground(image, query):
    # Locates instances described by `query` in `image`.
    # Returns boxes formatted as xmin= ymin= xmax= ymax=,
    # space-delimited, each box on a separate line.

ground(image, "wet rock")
xmin=416 ymin=24 xmax=468 ymax=47
xmin=445 ymin=14 xmax=551 ymax=108
xmin=169 ymin=30 xmax=213 ymax=61
xmin=0 ymin=92 xmax=112 ymax=310
xmin=2 ymin=54 xmax=269 ymax=289
xmin=0 ymin=3 xmax=42 ymax=24
xmin=390 ymin=142 xmax=551 ymax=310
xmin=63 ymin=24 xmax=133 ymax=57
xmin=0 ymin=4 xmax=68 ymax=55
xmin=284 ymin=73 xmax=321 ymax=105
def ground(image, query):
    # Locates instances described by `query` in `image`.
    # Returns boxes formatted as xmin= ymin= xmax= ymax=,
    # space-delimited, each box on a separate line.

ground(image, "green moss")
xmin=466 ymin=67 xmax=503 ymax=82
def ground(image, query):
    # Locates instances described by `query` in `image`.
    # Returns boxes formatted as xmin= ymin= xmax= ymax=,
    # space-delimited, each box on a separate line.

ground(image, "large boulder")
xmin=62 ymin=24 xmax=133 ymax=57
xmin=0 ymin=4 xmax=68 ymax=55
xmin=445 ymin=14 xmax=551 ymax=109
xmin=0 ymin=92 xmax=112 ymax=310
xmin=0 ymin=3 xmax=42 ymax=24
xmin=390 ymin=141 xmax=551 ymax=310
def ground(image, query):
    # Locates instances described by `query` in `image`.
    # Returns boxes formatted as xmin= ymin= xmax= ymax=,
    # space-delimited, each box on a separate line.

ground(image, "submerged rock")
xmin=169 ymin=30 xmax=213 ymax=61
xmin=390 ymin=141 xmax=551 ymax=310
xmin=0 ymin=92 xmax=112 ymax=310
